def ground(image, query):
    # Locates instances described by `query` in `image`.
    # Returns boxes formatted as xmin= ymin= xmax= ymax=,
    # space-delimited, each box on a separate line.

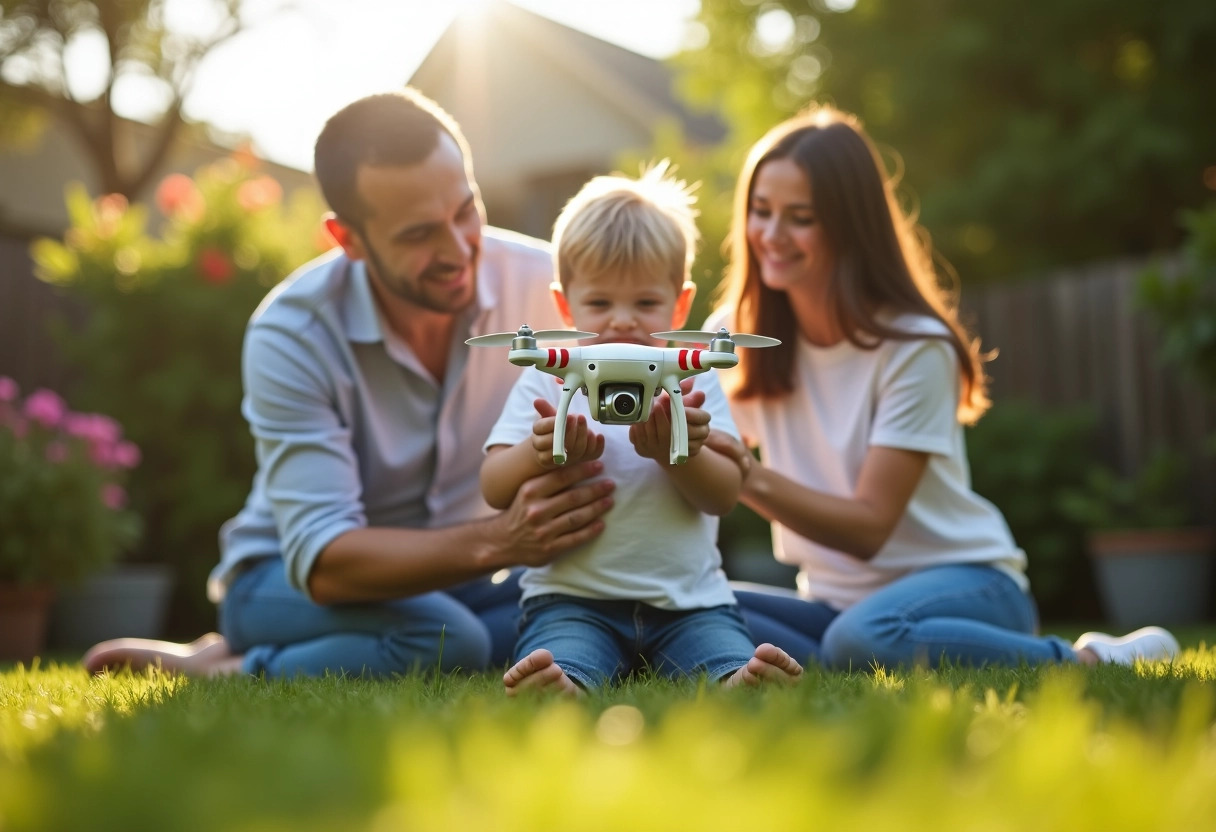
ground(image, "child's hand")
xmin=531 ymin=399 xmax=605 ymax=468
xmin=628 ymin=378 xmax=710 ymax=462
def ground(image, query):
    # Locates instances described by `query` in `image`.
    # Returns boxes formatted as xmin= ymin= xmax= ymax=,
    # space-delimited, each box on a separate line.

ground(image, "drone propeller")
xmin=651 ymin=329 xmax=781 ymax=348
xmin=466 ymin=329 xmax=598 ymax=347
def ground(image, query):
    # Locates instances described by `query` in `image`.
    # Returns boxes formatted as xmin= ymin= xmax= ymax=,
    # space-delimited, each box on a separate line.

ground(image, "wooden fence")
xmin=2 ymin=232 xmax=1213 ymax=518
xmin=962 ymin=257 xmax=1215 ymax=518
xmin=0 ymin=233 xmax=82 ymax=395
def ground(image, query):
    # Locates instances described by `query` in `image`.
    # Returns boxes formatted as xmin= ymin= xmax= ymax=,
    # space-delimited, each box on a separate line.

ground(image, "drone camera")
xmin=599 ymin=383 xmax=645 ymax=424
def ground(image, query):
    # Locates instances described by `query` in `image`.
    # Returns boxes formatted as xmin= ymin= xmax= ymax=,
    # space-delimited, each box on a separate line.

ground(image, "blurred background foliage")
xmin=0 ymin=0 xmax=247 ymax=198
xmin=645 ymin=0 xmax=1216 ymax=326
xmin=1139 ymin=203 xmax=1216 ymax=405
xmin=31 ymin=158 xmax=328 ymax=630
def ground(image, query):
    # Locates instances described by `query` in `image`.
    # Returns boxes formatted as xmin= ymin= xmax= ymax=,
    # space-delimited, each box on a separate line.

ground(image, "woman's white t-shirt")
xmin=708 ymin=309 xmax=1028 ymax=610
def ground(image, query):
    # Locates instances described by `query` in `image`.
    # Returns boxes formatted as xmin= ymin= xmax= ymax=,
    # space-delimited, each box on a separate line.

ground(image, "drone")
xmin=467 ymin=325 xmax=780 ymax=465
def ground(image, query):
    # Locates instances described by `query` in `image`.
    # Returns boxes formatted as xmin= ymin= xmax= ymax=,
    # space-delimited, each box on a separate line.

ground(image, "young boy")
xmin=480 ymin=164 xmax=804 ymax=695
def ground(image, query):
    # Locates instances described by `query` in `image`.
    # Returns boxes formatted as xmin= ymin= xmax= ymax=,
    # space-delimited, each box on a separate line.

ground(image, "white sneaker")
xmin=1073 ymin=626 xmax=1181 ymax=665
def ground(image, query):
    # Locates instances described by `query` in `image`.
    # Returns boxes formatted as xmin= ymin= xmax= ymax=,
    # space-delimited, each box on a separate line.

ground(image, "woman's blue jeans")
xmin=733 ymin=564 xmax=1077 ymax=669
xmin=218 ymin=559 xmax=524 ymax=678
xmin=515 ymin=594 xmax=756 ymax=689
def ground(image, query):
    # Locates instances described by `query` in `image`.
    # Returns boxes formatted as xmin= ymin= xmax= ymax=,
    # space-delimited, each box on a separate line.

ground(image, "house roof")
xmin=408 ymin=0 xmax=724 ymax=145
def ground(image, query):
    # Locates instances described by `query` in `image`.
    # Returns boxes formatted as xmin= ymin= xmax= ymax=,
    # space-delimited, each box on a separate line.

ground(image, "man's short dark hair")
xmin=313 ymin=88 xmax=473 ymax=225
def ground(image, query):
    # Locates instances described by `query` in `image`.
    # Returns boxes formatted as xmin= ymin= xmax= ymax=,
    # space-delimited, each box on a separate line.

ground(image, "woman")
xmin=711 ymin=106 xmax=1178 ymax=669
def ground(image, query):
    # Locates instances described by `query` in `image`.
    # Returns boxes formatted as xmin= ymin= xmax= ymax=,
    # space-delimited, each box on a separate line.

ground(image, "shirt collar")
xmin=342 ymin=254 xmax=497 ymax=344
xmin=342 ymin=258 xmax=383 ymax=344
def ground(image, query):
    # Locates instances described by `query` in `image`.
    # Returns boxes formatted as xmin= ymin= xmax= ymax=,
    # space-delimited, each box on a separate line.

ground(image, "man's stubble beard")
xmin=361 ymin=234 xmax=479 ymax=316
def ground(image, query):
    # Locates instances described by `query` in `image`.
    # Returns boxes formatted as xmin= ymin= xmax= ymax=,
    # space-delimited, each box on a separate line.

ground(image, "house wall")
xmin=0 ymin=109 xmax=316 ymax=238
xmin=411 ymin=14 xmax=664 ymax=239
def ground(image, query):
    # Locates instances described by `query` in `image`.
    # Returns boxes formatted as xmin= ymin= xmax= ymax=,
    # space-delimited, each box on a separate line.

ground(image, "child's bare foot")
xmin=503 ymin=649 xmax=583 ymax=697
xmin=723 ymin=643 xmax=804 ymax=688
xmin=83 ymin=632 xmax=244 ymax=677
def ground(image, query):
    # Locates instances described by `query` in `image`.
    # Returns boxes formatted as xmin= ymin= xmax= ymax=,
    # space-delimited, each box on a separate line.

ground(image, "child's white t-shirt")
xmin=484 ymin=367 xmax=740 ymax=610
xmin=707 ymin=309 xmax=1028 ymax=610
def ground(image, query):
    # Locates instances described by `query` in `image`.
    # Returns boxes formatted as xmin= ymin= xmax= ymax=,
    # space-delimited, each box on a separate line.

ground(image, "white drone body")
xmin=467 ymin=325 xmax=780 ymax=465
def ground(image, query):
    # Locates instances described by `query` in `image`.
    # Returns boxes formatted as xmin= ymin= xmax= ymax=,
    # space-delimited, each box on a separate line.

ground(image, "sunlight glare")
xmin=61 ymin=29 xmax=109 ymax=101
xmin=753 ymin=8 xmax=795 ymax=55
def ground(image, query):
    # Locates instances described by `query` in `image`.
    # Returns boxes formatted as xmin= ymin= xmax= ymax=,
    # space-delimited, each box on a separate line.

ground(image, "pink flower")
xmin=24 ymin=389 xmax=66 ymax=428
xmin=113 ymin=440 xmax=141 ymax=469
xmin=237 ymin=176 xmax=282 ymax=212
xmin=0 ymin=376 xmax=17 ymax=403
xmin=197 ymin=247 xmax=236 ymax=285
xmin=90 ymin=442 xmax=116 ymax=468
xmin=64 ymin=413 xmax=121 ymax=445
xmin=156 ymin=174 xmax=205 ymax=222
xmin=45 ymin=441 xmax=70 ymax=463
xmin=93 ymin=193 xmax=128 ymax=238
xmin=101 ymin=483 xmax=128 ymax=510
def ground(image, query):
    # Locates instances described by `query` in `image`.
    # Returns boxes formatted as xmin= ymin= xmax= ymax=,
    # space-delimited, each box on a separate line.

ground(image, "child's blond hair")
xmin=552 ymin=161 xmax=699 ymax=290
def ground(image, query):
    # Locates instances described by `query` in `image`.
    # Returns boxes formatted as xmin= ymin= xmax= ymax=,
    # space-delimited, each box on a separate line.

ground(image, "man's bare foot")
xmin=503 ymin=649 xmax=583 ymax=697
xmin=83 ymin=632 xmax=244 ymax=677
xmin=722 ymin=643 xmax=804 ymax=688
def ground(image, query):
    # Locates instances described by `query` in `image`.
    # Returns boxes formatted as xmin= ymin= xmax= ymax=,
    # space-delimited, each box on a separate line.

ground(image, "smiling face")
xmin=333 ymin=133 xmax=483 ymax=315
xmin=745 ymin=156 xmax=835 ymax=297
xmin=555 ymin=269 xmax=694 ymax=347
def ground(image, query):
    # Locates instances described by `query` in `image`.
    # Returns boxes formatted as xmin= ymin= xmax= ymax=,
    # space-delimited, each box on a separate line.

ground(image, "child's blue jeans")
xmin=514 ymin=594 xmax=756 ymax=689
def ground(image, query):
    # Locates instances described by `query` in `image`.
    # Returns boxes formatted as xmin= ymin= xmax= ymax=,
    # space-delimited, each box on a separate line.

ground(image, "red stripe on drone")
xmin=560 ymin=348 xmax=569 ymax=368
xmin=692 ymin=350 xmax=702 ymax=370
xmin=547 ymin=348 xmax=557 ymax=367
xmin=678 ymin=349 xmax=688 ymax=370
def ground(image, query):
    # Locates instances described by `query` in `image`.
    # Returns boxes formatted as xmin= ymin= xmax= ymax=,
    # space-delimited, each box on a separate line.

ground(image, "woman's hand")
xmin=703 ymin=428 xmax=753 ymax=481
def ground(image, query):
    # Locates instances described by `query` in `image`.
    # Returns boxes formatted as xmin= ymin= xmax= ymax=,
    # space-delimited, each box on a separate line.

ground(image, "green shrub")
xmin=31 ymin=159 xmax=329 ymax=626
xmin=1057 ymin=449 xmax=1190 ymax=533
xmin=966 ymin=401 xmax=1098 ymax=618
xmin=1139 ymin=202 xmax=1216 ymax=396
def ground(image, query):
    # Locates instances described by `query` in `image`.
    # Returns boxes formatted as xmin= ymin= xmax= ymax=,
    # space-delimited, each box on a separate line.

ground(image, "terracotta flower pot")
xmin=0 ymin=582 xmax=56 ymax=665
xmin=1088 ymin=527 xmax=1215 ymax=629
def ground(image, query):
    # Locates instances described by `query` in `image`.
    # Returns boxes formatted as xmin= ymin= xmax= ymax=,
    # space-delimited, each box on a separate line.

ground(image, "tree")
xmin=663 ymin=0 xmax=1216 ymax=284
xmin=0 ymin=0 xmax=246 ymax=198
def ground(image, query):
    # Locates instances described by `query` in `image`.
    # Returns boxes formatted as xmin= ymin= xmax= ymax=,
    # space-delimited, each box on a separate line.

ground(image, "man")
xmin=84 ymin=88 xmax=615 ymax=677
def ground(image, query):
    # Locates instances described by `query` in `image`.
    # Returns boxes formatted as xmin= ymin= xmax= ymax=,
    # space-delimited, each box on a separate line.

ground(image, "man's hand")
xmin=530 ymin=399 xmax=605 ymax=469
xmin=490 ymin=459 xmax=615 ymax=568
xmin=628 ymin=378 xmax=710 ymax=462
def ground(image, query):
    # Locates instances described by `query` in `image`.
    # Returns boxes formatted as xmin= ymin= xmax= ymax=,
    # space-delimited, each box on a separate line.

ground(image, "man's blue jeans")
xmin=514 ymin=594 xmax=756 ymax=689
xmin=734 ymin=564 xmax=1077 ymax=668
xmin=219 ymin=558 xmax=524 ymax=677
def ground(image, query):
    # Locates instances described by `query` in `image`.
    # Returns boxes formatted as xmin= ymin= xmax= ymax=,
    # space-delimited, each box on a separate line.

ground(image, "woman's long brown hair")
xmin=717 ymin=107 xmax=991 ymax=424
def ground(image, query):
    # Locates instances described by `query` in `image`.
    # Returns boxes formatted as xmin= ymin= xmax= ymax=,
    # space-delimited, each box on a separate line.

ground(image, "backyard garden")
xmin=2 ymin=2 xmax=1215 ymax=829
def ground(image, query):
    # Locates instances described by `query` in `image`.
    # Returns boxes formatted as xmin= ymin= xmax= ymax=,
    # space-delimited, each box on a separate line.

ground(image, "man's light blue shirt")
xmin=208 ymin=228 xmax=561 ymax=602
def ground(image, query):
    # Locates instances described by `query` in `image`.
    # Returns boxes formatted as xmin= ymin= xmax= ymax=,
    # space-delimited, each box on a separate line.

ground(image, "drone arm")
xmin=643 ymin=374 xmax=740 ymax=514
xmin=551 ymin=370 xmax=584 ymax=465
xmin=660 ymin=374 xmax=689 ymax=465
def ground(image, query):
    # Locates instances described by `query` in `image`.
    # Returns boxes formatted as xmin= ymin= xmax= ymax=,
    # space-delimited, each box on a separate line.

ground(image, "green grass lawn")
xmin=3 ymin=630 xmax=1215 ymax=832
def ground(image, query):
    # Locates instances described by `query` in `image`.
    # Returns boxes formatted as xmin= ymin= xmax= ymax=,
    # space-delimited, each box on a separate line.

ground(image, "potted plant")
xmin=1059 ymin=450 xmax=1214 ymax=629
xmin=0 ymin=378 xmax=142 ymax=663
